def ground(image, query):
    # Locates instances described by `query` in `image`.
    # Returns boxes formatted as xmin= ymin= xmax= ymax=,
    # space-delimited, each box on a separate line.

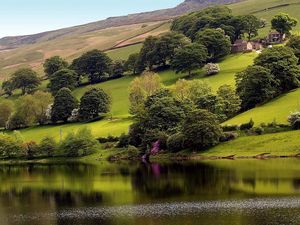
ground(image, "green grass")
xmin=201 ymin=129 xmax=300 ymax=157
xmin=107 ymin=43 xmax=142 ymax=60
xmin=225 ymin=88 xmax=300 ymax=125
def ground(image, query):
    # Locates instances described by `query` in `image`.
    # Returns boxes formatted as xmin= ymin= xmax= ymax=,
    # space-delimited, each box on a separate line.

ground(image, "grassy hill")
xmin=9 ymin=52 xmax=255 ymax=142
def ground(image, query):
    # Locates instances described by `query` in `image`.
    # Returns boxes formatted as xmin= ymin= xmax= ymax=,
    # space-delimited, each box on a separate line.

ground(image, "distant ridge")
xmin=0 ymin=0 xmax=242 ymax=49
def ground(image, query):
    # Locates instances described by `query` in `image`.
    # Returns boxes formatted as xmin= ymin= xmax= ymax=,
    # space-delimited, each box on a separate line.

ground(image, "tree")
xmin=171 ymin=43 xmax=208 ymax=76
xmin=110 ymin=60 xmax=125 ymax=76
xmin=72 ymin=49 xmax=112 ymax=83
xmin=254 ymin=46 xmax=300 ymax=92
xmin=241 ymin=15 xmax=261 ymax=41
xmin=1 ymin=80 xmax=14 ymax=96
xmin=0 ymin=133 xmax=24 ymax=158
xmin=129 ymin=71 xmax=161 ymax=116
xmin=287 ymin=35 xmax=300 ymax=62
xmin=205 ymin=63 xmax=220 ymax=76
xmin=79 ymin=88 xmax=111 ymax=121
xmin=61 ymin=127 xmax=97 ymax=157
xmin=172 ymin=79 xmax=212 ymax=103
xmin=39 ymin=136 xmax=57 ymax=157
xmin=136 ymin=36 xmax=159 ymax=72
xmin=271 ymin=13 xmax=298 ymax=40
xmin=48 ymin=69 xmax=78 ymax=95
xmin=182 ymin=109 xmax=223 ymax=151
xmin=51 ymin=88 xmax=78 ymax=123
xmin=196 ymin=94 xmax=226 ymax=121
xmin=31 ymin=91 xmax=53 ymax=125
xmin=146 ymin=96 xmax=186 ymax=132
xmin=236 ymin=66 xmax=278 ymax=110
xmin=217 ymin=85 xmax=241 ymax=118
xmin=43 ymin=56 xmax=68 ymax=78
xmin=0 ymin=100 xmax=14 ymax=128
xmin=151 ymin=32 xmax=189 ymax=66
xmin=10 ymin=68 xmax=41 ymax=95
xmin=125 ymin=53 xmax=140 ymax=75
xmin=195 ymin=28 xmax=231 ymax=61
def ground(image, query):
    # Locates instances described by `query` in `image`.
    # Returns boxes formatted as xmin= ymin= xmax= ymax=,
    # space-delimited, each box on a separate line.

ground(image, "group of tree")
xmin=171 ymin=6 xmax=263 ymax=43
xmin=0 ymin=87 xmax=110 ymax=130
xmin=0 ymin=127 xmax=98 ymax=159
xmin=236 ymin=46 xmax=300 ymax=110
xmin=126 ymin=72 xmax=241 ymax=152
xmin=48 ymin=87 xmax=111 ymax=125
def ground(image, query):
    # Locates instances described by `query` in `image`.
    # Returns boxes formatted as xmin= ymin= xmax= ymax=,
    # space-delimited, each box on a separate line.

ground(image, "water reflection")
xmin=0 ymin=159 xmax=299 ymax=225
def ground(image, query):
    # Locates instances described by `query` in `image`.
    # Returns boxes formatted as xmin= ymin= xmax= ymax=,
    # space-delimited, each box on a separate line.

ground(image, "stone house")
xmin=231 ymin=40 xmax=262 ymax=53
xmin=267 ymin=31 xmax=286 ymax=43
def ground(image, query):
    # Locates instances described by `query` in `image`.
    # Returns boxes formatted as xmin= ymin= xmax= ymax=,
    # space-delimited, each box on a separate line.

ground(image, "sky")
xmin=0 ymin=0 xmax=183 ymax=38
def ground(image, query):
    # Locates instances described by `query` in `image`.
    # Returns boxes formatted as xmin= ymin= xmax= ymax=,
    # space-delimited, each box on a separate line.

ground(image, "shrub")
xmin=167 ymin=133 xmax=186 ymax=153
xmin=117 ymin=133 xmax=129 ymax=148
xmin=0 ymin=133 xmax=24 ymax=159
xmin=127 ymin=146 xmax=140 ymax=159
xmin=222 ymin=124 xmax=239 ymax=132
xmin=39 ymin=136 xmax=57 ymax=157
xmin=142 ymin=129 xmax=169 ymax=150
xmin=292 ymin=119 xmax=300 ymax=130
xmin=288 ymin=112 xmax=300 ymax=127
xmin=61 ymin=127 xmax=98 ymax=157
xmin=205 ymin=63 xmax=220 ymax=76
xmin=253 ymin=126 xmax=264 ymax=135
xmin=97 ymin=135 xmax=119 ymax=144
xmin=240 ymin=119 xmax=254 ymax=130
xmin=24 ymin=141 xmax=39 ymax=159
xmin=219 ymin=132 xmax=239 ymax=142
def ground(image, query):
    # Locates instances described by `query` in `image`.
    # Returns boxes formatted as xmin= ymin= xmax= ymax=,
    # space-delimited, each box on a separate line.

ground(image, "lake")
xmin=0 ymin=159 xmax=300 ymax=225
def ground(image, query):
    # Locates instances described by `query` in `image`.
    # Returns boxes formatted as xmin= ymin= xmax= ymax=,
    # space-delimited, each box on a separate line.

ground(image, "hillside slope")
xmin=0 ymin=0 xmax=242 ymax=49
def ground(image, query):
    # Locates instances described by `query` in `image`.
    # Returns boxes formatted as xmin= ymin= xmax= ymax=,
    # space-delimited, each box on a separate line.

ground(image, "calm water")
xmin=0 ymin=159 xmax=300 ymax=225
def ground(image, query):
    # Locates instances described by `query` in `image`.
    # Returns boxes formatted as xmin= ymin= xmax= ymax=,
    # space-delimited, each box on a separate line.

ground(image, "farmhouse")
xmin=231 ymin=40 xmax=262 ymax=53
xmin=267 ymin=31 xmax=286 ymax=43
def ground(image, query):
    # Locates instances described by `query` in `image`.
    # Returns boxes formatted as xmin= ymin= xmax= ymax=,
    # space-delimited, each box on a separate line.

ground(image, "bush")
xmin=253 ymin=126 xmax=264 ymax=135
xmin=97 ymin=135 xmax=119 ymax=143
xmin=219 ymin=132 xmax=239 ymax=142
xmin=24 ymin=141 xmax=39 ymax=159
xmin=61 ymin=127 xmax=98 ymax=157
xmin=142 ymin=129 xmax=169 ymax=150
xmin=288 ymin=112 xmax=300 ymax=129
xmin=127 ymin=146 xmax=140 ymax=159
xmin=292 ymin=119 xmax=300 ymax=130
xmin=0 ymin=133 xmax=24 ymax=158
xmin=205 ymin=63 xmax=220 ymax=76
xmin=39 ymin=136 xmax=57 ymax=157
xmin=240 ymin=119 xmax=254 ymax=130
xmin=167 ymin=133 xmax=186 ymax=153
xmin=117 ymin=133 xmax=129 ymax=148
xmin=222 ymin=124 xmax=239 ymax=132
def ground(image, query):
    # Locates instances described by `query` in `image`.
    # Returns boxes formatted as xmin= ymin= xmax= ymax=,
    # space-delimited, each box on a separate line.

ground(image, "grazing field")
xmin=225 ymin=88 xmax=300 ymax=125
xmin=9 ymin=52 xmax=256 ymax=142
xmin=202 ymin=129 xmax=300 ymax=157
xmin=230 ymin=0 xmax=300 ymax=37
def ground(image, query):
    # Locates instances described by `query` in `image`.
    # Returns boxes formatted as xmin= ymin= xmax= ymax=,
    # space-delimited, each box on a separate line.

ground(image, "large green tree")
xmin=79 ymin=88 xmax=111 ymax=121
xmin=241 ymin=15 xmax=261 ymax=41
xmin=217 ymin=85 xmax=241 ymax=118
xmin=0 ymin=100 xmax=14 ymax=128
xmin=236 ymin=66 xmax=278 ymax=110
xmin=171 ymin=43 xmax=208 ymax=76
xmin=195 ymin=28 xmax=231 ymax=61
xmin=48 ymin=69 xmax=78 ymax=95
xmin=43 ymin=56 xmax=68 ymax=78
xmin=287 ymin=35 xmax=300 ymax=62
xmin=51 ymin=88 xmax=78 ymax=123
xmin=72 ymin=49 xmax=112 ymax=83
xmin=271 ymin=13 xmax=298 ymax=39
xmin=11 ymin=68 xmax=41 ymax=95
xmin=125 ymin=53 xmax=140 ymax=75
xmin=254 ymin=46 xmax=300 ymax=92
xmin=182 ymin=109 xmax=223 ymax=151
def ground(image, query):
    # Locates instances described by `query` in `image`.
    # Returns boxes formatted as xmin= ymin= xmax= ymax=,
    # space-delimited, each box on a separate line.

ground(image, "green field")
xmin=9 ymin=52 xmax=255 ymax=142
xmin=201 ymin=129 xmax=300 ymax=157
